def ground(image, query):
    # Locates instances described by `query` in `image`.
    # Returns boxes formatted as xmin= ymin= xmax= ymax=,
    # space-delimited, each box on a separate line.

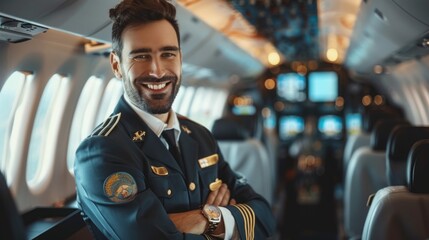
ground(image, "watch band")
xmin=206 ymin=220 xmax=219 ymax=234
xmin=202 ymin=204 xmax=222 ymax=234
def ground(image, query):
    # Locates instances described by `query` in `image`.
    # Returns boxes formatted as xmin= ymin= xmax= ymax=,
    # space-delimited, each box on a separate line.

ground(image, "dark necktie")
xmin=162 ymin=129 xmax=185 ymax=172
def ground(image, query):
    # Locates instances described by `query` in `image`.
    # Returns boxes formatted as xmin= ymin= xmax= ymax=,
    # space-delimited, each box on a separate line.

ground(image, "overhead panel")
xmin=176 ymin=3 xmax=264 ymax=79
xmin=393 ymin=0 xmax=429 ymax=26
xmin=175 ymin=5 xmax=213 ymax=61
xmin=345 ymin=0 xmax=429 ymax=74
xmin=0 ymin=15 xmax=48 ymax=43
xmin=0 ymin=0 xmax=117 ymax=43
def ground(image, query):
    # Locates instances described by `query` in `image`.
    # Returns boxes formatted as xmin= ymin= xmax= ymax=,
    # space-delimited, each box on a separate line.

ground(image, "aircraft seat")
xmin=212 ymin=118 xmax=273 ymax=205
xmin=342 ymin=133 xmax=371 ymax=174
xmin=386 ymin=126 xmax=429 ymax=186
xmin=343 ymin=106 xmax=404 ymax=176
xmin=343 ymin=119 xmax=409 ymax=239
xmin=362 ymin=139 xmax=429 ymax=240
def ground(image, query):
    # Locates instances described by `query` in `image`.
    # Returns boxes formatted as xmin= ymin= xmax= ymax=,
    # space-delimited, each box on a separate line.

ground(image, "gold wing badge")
xmin=181 ymin=125 xmax=192 ymax=134
xmin=132 ymin=130 xmax=146 ymax=142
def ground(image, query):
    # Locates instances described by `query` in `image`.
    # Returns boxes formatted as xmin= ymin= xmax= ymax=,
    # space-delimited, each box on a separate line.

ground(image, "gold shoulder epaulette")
xmin=91 ymin=113 xmax=121 ymax=137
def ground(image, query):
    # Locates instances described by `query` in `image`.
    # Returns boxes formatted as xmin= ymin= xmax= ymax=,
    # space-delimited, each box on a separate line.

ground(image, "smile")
xmin=146 ymin=83 xmax=167 ymax=90
xmin=141 ymin=81 xmax=171 ymax=91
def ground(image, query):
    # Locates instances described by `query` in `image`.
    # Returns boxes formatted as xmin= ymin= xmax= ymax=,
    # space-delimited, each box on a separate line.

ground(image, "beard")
xmin=123 ymin=73 xmax=181 ymax=114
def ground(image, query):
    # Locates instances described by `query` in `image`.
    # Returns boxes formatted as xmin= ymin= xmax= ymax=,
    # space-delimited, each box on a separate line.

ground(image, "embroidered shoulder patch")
xmin=103 ymin=172 xmax=137 ymax=203
xmin=91 ymin=113 xmax=121 ymax=137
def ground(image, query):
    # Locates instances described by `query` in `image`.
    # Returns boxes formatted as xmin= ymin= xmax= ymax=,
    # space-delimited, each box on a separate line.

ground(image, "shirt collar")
xmin=123 ymin=94 xmax=181 ymax=141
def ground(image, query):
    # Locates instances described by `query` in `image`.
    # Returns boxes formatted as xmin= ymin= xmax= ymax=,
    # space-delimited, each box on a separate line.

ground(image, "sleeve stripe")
xmin=233 ymin=204 xmax=255 ymax=240
xmin=233 ymin=205 xmax=249 ymax=239
xmin=242 ymin=204 xmax=255 ymax=240
xmin=247 ymin=205 xmax=255 ymax=240
xmin=203 ymin=234 xmax=215 ymax=240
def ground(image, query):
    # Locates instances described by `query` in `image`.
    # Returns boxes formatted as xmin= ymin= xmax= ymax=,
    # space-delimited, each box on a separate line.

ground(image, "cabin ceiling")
xmin=179 ymin=0 xmax=361 ymax=67
xmin=230 ymin=0 xmax=320 ymax=61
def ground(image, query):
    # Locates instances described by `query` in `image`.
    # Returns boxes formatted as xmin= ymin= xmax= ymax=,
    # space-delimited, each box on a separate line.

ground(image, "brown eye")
xmin=161 ymin=52 xmax=176 ymax=58
xmin=133 ymin=54 xmax=150 ymax=61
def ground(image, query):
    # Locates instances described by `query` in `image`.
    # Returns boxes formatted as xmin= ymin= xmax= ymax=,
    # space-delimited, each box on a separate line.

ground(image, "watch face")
xmin=204 ymin=204 xmax=221 ymax=220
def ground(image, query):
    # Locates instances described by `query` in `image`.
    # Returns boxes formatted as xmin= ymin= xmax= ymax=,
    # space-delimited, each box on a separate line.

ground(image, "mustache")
xmin=135 ymin=75 xmax=177 ymax=83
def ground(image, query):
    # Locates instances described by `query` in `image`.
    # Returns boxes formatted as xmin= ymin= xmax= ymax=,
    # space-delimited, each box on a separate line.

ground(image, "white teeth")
xmin=146 ymin=83 xmax=167 ymax=90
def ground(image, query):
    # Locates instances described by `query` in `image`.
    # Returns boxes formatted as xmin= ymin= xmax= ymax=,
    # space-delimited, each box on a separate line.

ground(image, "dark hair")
xmin=109 ymin=0 xmax=180 ymax=59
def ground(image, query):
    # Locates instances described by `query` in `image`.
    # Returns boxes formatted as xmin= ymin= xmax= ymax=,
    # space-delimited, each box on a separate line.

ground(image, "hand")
xmin=168 ymin=209 xmax=207 ymax=235
xmin=206 ymin=183 xmax=236 ymax=206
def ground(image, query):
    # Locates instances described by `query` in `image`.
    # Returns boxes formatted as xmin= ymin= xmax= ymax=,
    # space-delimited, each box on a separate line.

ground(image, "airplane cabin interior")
xmin=1 ymin=0 xmax=429 ymax=239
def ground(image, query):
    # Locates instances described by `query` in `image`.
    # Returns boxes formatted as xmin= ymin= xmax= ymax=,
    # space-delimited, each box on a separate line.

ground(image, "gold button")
xmin=167 ymin=189 xmax=172 ymax=196
xmin=189 ymin=182 xmax=196 ymax=191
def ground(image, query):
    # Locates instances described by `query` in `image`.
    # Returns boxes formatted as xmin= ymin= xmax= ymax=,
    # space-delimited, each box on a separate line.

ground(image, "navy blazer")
xmin=74 ymin=97 xmax=275 ymax=239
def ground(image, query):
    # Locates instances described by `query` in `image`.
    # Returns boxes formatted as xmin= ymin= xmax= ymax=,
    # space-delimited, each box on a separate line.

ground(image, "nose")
xmin=149 ymin=57 xmax=165 ymax=78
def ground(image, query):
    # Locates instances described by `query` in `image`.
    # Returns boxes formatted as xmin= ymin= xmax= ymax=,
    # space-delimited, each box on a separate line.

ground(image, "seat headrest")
xmin=407 ymin=139 xmax=429 ymax=193
xmin=387 ymin=126 xmax=429 ymax=162
xmin=211 ymin=118 xmax=250 ymax=141
xmin=386 ymin=126 xmax=429 ymax=185
xmin=370 ymin=119 xmax=410 ymax=151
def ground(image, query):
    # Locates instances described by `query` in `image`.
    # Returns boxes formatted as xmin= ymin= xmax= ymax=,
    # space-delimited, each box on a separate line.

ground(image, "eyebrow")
xmin=128 ymin=46 xmax=180 ymax=55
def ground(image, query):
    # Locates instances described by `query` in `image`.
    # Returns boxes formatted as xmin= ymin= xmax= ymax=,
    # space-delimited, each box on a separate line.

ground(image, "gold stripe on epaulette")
xmin=99 ymin=113 xmax=121 ymax=136
xmin=91 ymin=113 xmax=121 ymax=137
xmin=91 ymin=117 xmax=110 ymax=137
xmin=234 ymin=204 xmax=255 ymax=240
xmin=151 ymin=166 xmax=169 ymax=176
xmin=198 ymin=154 xmax=218 ymax=168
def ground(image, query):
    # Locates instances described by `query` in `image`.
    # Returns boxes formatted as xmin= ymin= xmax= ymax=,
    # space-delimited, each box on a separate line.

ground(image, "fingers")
xmin=206 ymin=189 xmax=216 ymax=205
xmin=206 ymin=183 xmax=231 ymax=206
xmin=214 ymin=184 xmax=229 ymax=206
xmin=229 ymin=198 xmax=236 ymax=205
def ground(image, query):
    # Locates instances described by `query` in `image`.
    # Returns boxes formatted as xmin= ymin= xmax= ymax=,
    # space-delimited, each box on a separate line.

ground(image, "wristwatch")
xmin=202 ymin=204 xmax=222 ymax=234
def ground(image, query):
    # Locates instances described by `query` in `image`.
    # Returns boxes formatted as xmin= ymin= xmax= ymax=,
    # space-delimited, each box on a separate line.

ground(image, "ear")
xmin=110 ymin=51 xmax=122 ymax=79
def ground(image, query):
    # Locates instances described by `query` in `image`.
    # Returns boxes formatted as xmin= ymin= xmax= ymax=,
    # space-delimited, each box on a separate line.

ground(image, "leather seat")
xmin=385 ymin=126 xmax=429 ymax=185
xmin=212 ymin=118 xmax=273 ymax=204
xmin=343 ymin=107 xmax=403 ymax=176
xmin=362 ymin=139 xmax=429 ymax=240
xmin=343 ymin=119 xmax=409 ymax=239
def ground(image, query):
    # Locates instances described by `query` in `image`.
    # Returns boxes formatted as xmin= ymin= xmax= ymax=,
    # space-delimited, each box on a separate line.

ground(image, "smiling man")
xmin=74 ymin=0 xmax=275 ymax=239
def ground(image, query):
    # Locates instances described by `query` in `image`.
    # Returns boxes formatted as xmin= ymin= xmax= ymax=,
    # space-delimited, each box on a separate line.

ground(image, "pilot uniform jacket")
xmin=74 ymin=97 xmax=275 ymax=240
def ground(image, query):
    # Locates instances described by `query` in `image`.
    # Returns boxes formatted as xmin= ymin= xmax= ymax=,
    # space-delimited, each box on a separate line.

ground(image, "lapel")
xmin=178 ymin=123 xmax=199 ymax=182
xmin=113 ymin=97 xmax=184 ymax=175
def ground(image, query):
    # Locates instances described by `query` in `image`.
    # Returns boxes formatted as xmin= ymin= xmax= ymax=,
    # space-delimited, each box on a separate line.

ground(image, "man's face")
xmin=113 ymin=20 xmax=182 ymax=114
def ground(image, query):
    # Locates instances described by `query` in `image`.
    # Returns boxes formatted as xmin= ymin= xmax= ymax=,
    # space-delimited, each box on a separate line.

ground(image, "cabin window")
xmin=67 ymin=76 xmax=108 ymax=175
xmin=177 ymin=86 xmax=196 ymax=116
xmin=211 ymin=89 xmax=227 ymax=125
xmin=0 ymin=71 xmax=30 ymax=184
xmin=95 ymin=78 xmax=123 ymax=125
xmin=188 ymin=87 xmax=209 ymax=126
xmin=26 ymin=74 xmax=71 ymax=193
xmin=172 ymin=85 xmax=186 ymax=112
xmin=187 ymin=87 xmax=227 ymax=129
